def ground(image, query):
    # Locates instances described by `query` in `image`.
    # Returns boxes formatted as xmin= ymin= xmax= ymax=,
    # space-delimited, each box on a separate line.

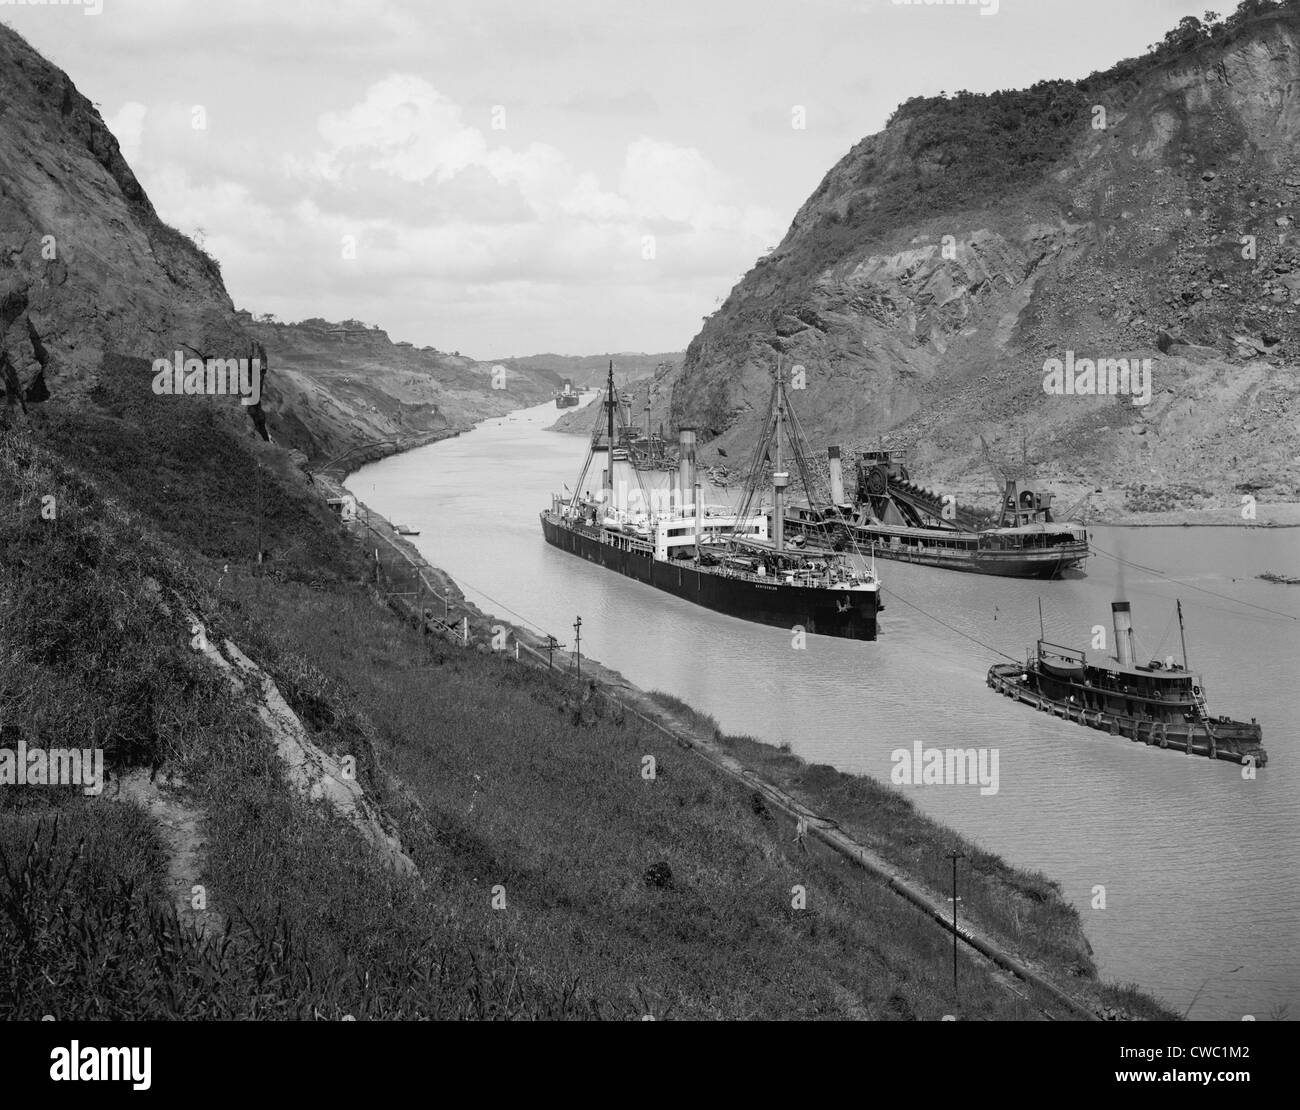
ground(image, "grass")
xmin=0 ymin=351 xmax=1177 ymax=1019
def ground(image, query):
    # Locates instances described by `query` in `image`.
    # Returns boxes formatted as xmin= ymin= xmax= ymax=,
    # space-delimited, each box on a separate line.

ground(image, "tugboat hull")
xmin=542 ymin=513 xmax=878 ymax=640
xmin=987 ymin=663 xmax=1267 ymax=766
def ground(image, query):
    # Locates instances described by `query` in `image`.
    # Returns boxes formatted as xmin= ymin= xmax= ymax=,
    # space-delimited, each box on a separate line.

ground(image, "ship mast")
xmin=603 ymin=359 xmax=615 ymax=498
xmin=1177 ymin=598 xmax=1190 ymax=670
xmin=773 ymin=364 xmax=788 ymax=554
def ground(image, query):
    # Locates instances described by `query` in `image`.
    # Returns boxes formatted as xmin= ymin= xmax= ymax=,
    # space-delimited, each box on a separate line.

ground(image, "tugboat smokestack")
xmin=828 ymin=446 xmax=845 ymax=506
xmin=1112 ymin=601 xmax=1135 ymax=668
xmin=678 ymin=428 xmax=696 ymax=513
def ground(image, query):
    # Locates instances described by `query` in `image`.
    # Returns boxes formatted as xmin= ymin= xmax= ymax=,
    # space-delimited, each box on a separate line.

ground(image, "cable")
xmin=1090 ymin=541 xmax=1299 ymax=622
xmin=452 ymin=578 xmax=557 ymax=639
xmin=881 ymin=586 xmax=1021 ymax=662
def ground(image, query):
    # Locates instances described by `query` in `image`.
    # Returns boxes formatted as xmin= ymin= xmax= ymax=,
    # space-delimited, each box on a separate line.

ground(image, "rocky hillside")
xmin=0 ymin=23 xmax=558 ymax=470
xmin=0 ymin=24 xmax=259 ymax=422
xmin=667 ymin=2 xmax=1300 ymax=516
xmin=246 ymin=317 xmax=562 ymax=469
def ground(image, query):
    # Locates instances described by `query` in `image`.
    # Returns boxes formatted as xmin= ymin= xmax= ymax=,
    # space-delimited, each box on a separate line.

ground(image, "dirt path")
xmin=113 ymin=770 xmax=223 ymax=940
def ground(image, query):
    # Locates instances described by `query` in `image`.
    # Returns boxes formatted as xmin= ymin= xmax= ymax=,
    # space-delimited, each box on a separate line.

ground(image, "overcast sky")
xmin=7 ymin=0 xmax=1212 ymax=357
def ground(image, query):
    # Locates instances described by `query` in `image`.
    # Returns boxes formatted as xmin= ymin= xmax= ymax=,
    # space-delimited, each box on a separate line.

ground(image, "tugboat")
xmin=540 ymin=362 xmax=882 ymax=640
xmin=987 ymin=599 xmax=1266 ymax=767
xmin=554 ymin=378 xmax=580 ymax=408
xmin=786 ymin=447 xmax=1090 ymax=578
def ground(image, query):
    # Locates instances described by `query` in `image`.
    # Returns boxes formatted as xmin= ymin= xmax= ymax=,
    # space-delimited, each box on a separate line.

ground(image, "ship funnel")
xmin=1111 ymin=601 xmax=1135 ymax=668
xmin=773 ymin=470 xmax=790 ymax=551
xmin=828 ymin=446 xmax=845 ymax=505
xmin=678 ymin=428 xmax=697 ymax=513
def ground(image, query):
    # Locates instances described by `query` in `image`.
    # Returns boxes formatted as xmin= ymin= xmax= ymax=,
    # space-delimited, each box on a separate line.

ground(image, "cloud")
xmin=104 ymin=101 xmax=147 ymax=164
xmin=562 ymin=89 xmax=658 ymax=115
xmin=109 ymin=70 xmax=782 ymax=352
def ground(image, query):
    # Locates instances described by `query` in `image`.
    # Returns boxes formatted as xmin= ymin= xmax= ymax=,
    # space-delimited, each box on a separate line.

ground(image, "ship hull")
xmin=987 ymin=663 xmax=1267 ymax=766
xmin=789 ymin=519 xmax=1087 ymax=579
xmin=542 ymin=513 xmax=878 ymax=640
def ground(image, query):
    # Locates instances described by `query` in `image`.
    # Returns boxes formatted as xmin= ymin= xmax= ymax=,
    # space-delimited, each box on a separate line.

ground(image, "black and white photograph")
xmin=0 ymin=0 xmax=1294 ymax=1086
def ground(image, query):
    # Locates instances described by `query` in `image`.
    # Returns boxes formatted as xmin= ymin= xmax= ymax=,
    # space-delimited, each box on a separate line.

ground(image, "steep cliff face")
xmin=669 ymin=8 xmax=1300 ymax=511
xmin=0 ymin=24 xmax=258 ymax=418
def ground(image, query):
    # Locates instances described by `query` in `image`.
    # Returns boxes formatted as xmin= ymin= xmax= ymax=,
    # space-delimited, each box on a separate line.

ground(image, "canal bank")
xmin=320 ymin=464 xmax=1170 ymax=1021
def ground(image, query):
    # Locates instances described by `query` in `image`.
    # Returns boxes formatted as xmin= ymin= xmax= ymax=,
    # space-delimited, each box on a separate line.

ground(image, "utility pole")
xmin=255 ymin=462 xmax=263 ymax=574
xmin=948 ymin=850 xmax=965 ymax=1005
xmin=573 ymin=616 xmax=582 ymax=678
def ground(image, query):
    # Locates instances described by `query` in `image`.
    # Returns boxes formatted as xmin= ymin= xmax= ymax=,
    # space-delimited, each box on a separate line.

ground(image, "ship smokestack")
xmin=828 ymin=446 xmax=845 ymax=506
xmin=773 ymin=470 xmax=789 ymax=551
xmin=678 ymin=428 xmax=696 ymax=513
xmin=1111 ymin=601 xmax=1135 ymax=668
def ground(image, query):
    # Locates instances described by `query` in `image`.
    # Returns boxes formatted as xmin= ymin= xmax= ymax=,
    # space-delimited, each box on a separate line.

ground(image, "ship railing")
xmin=1037 ymin=640 xmax=1085 ymax=664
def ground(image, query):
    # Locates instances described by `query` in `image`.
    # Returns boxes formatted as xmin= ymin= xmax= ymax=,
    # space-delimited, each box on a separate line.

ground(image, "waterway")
xmin=350 ymin=395 xmax=1299 ymax=1020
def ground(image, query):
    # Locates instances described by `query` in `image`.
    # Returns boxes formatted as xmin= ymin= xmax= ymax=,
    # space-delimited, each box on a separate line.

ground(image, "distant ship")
xmin=987 ymin=599 xmax=1266 ymax=767
xmin=786 ymin=447 xmax=1090 ymax=579
xmin=540 ymin=363 xmax=882 ymax=640
xmin=554 ymin=378 xmax=580 ymax=408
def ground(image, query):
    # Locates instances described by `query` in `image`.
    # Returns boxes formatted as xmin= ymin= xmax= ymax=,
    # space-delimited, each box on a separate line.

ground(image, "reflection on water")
xmin=350 ymin=396 xmax=1300 ymax=1020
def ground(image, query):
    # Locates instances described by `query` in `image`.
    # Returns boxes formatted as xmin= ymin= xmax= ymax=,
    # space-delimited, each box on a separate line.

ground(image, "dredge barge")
xmin=987 ymin=600 xmax=1266 ymax=767
xmin=787 ymin=448 xmax=1090 ymax=578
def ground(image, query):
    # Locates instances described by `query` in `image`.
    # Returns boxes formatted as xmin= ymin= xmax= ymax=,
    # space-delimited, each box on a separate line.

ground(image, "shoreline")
xmin=323 ymin=413 xmax=1177 ymax=1021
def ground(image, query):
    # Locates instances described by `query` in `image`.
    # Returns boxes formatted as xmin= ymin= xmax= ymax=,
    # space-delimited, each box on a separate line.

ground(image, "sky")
xmin=4 ymin=0 xmax=1216 ymax=358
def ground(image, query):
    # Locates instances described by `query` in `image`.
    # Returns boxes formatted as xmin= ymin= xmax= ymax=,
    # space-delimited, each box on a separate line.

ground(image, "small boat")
xmin=395 ymin=524 xmax=421 ymax=536
xmin=987 ymin=599 xmax=1266 ymax=767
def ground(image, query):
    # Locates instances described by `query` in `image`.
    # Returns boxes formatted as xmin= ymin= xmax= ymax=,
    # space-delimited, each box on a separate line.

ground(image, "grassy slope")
xmin=1 ymin=355 xmax=1173 ymax=1019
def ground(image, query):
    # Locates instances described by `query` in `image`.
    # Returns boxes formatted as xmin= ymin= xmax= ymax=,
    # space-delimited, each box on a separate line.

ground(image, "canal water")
xmin=350 ymin=396 xmax=1300 ymax=1020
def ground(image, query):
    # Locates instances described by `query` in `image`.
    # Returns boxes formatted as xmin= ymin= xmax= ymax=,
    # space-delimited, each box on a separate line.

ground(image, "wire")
xmin=1090 ymin=541 xmax=1299 ymax=622
xmin=881 ymin=586 xmax=1021 ymax=662
xmin=452 ymin=578 xmax=557 ymax=639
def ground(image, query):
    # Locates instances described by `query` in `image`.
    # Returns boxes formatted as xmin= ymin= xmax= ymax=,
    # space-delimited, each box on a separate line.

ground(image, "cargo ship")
xmin=987 ymin=599 xmax=1266 ymax=767
xmin=540 ymin=363 xmax=882 ymax=640
xmin=786 ymin=447 xmax=1090 ymax=578
xmin=554 ymin=379 xmax=580 ymax=408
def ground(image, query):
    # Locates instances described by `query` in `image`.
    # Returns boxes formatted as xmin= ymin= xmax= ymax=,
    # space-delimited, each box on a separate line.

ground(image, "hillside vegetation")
xmin=1 ymin=366 xmax=1171 ymax=1018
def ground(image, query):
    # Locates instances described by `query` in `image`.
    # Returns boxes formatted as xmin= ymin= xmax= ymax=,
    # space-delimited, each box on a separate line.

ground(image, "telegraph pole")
xmin=948 ymin=850 xmax=965 ymax=1004
xmin=255 ymin=462 xmax=264 ymax=573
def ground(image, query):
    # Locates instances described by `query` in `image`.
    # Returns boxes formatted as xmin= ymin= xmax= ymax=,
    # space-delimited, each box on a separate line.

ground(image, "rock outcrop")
xmin=0 ymin=23 xmax=257 ymax=419
xmin=666 ymin=6 xmax=1300 ymax=512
